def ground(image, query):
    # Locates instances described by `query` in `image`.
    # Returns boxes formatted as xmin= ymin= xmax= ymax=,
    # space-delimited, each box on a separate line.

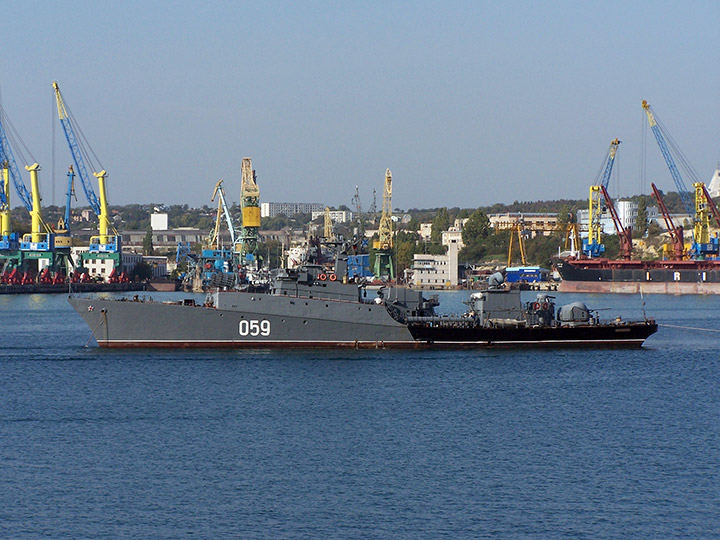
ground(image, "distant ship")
xmin=554 ymin=257 xmax=720 ymax=295
xmin=553 ymin=167 xmax=720 ymax=294
xmin=69 ymin=262 xmax=657 ymax=349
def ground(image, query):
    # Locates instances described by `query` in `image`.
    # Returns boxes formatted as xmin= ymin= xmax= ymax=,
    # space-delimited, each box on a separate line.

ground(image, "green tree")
xmin=459 ymin=241 xmax=487 ymax=262
xmin=431 ymin=207 xmax=451 ymax=243
xmin=555 ymin=205 xmax=573 ymax=236
xmin=405 ymin=216 xmax=420 ymax=232
xmin=396 ymin=241 xmax=417 ymax=279
xmin=635 ymin=199 xmax=648 ymax=237
xmin=523 ymin=234 xmax=562 ymax=268
xmin=458 ymin=210 xmax=492 ymax=264
xmin=143 ymin=229 xmax=154 ymax=255
xmin=461 ymin=209 xmax=490 ymax=245
xmin=131 ymin=260 xmax=153 ymax=281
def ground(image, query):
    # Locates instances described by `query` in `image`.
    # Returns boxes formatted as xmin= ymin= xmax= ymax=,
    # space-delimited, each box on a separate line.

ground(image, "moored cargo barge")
xmin=554 ymin=257 xmax=720 ymax=294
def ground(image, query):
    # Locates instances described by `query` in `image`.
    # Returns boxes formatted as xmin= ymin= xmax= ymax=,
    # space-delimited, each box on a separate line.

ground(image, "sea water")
xmin=0 ymin=291 xmax=718 ymax=539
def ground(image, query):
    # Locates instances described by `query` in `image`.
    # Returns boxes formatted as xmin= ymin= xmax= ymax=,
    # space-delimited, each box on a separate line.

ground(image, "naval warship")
xmin=68 ymin=262 xmax=657 ymax=349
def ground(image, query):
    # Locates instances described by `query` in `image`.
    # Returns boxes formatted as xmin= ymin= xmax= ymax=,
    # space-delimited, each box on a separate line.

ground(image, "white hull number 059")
xmin=239 ymin=319 xmax=271 ymax=336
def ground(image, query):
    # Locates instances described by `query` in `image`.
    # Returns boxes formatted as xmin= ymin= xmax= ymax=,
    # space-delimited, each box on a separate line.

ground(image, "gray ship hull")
xmin=68 ymin=293 xmax=418 ymax=348
xmin=68 ymin=264 xmax=657 ymax=350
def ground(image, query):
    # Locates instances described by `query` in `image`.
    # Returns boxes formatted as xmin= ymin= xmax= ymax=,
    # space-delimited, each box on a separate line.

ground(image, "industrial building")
xmin=488 ymin=213 xmax=559 ymax=237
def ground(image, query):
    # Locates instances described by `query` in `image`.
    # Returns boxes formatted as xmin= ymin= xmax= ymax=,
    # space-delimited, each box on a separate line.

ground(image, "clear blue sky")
xmin=1 ymin=1 xmax=718 ymax=211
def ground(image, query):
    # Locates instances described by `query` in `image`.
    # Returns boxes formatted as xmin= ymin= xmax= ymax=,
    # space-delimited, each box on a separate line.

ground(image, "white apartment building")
xmin=577 ymin=201 xmax=659 ymax=234
xmin=260 ymin=202 xmax=324 ymax=218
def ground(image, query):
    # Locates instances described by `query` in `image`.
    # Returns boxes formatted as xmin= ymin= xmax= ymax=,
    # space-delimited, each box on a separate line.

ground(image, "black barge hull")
xmin=407 ymin=321 xmax=658 ymax=349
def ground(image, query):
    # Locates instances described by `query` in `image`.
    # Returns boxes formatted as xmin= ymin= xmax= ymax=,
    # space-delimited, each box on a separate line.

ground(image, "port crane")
xmin=240 ymin=157 xmax=260 ymax=260
xmin=0 ymin=161 xmax=10 ymax=245
xmin=600 ymin=185 xmax=633 ymax=260
xmin=0 ymin=106 xmax=54 ymax=250
xmin=53 ymin=81 xmax=119 ymax=254
xmin=700 ymin=183 xmax=720 ymax=230
xmin=584 ymin=139 xmax=620 ymax=258
xmin=642 ymin=100 xmax=714 ymax=256
xmin=323 ymin=207 xmax=335 ymax=242
xmin=372 ymin=168 xmax=394 ymax=280
xmin=192 ymin=179 xmax=241 ymax=290
xmin=207 ymin=179 xmax=238 ymax=251
xmin=507 ymin=222 xmax=527 ymax=266
xmin=53 ymin=166 xmax=78 ymax=248
xmin=563 ymin=223 xmax=581 ymax=256
xmin=651 ymin=183 xmax=685 ymax=259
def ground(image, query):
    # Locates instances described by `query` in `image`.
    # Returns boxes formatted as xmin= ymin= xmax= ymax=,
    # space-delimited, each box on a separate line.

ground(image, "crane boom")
xmin=53 ymin=82 xmax=102 ymax=216
xmin=0 ymin=107 xmax=34 ymax=212
xmin=641 ymin=100 xmax=694 ymax=219
xmin=0 ymin=106 xmax=52 ymax=238
xmin=599 ymin=138 xmax=621 ymax=190
xmin=376 ymin=169 xmax=393 ymax=250
xmin=599 ymin=186 xmax=632 ymax=260
xmin=584 ymin=139 xmax=621 ymax=258
xmin=210 ymin=179 xmax=237 ymax=248
xmin=700 ymin=183 xmax=720 ymax=229
xmin=651 ymin=183 xmax=685 ymax=259
xmin=53 ymin=81 xmax=118 ymax=252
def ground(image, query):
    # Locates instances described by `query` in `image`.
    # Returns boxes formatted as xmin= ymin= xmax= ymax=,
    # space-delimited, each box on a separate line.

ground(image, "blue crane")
xmin=598 ymin=138 xmax=621 ymax=190
xmin=0 ymin=106 xmax=34 ymax=213
xmin=642 ymin=100 xmax=714 ymax=255
xmin=641 ymin=100 xmax=695 ymax=218
xmin=52 ymin=82 xmax=100 ymax=215
xmin=53 ymin=81 xmax=118 ymax=252
xmin=583 ymin=139 xmax=621 ymax=258
xmin=0 ymin=105 xmax=53 ymax=252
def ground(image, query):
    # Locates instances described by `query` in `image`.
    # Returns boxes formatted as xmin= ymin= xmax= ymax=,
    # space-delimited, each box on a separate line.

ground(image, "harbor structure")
xmin=412 ymin=240 xmax=461 ymax=289
xmin=311 ymin=209 xmax=353 ymax=223
xmin=260 ymin=201 xmax=324 ymax=218
xmin=489 ymin=213 xmax=559 ymax=237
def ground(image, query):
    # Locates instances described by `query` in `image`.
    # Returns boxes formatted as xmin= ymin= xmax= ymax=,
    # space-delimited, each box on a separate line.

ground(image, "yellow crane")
xmin=375 ymin=168 xmax=393 ymax=251
xmin=563 ymin=223 xmax=581 ymax=255
xmin=372 ymin=169 xmax=395 ymax=280
xmin=0 ymin=162 xmax=10 ymax=238
xmin=507 ymin=222 xmax=527 ymax=267
xmin=323 ymin=207 xmax=335 ymax=242
xmin=586 ymin=138 xmax=620 ymax=257
xmin=207 ymin=179 xmax=237 ymax=251
xmin=240 ymin=157 xmax=260 ymax=258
